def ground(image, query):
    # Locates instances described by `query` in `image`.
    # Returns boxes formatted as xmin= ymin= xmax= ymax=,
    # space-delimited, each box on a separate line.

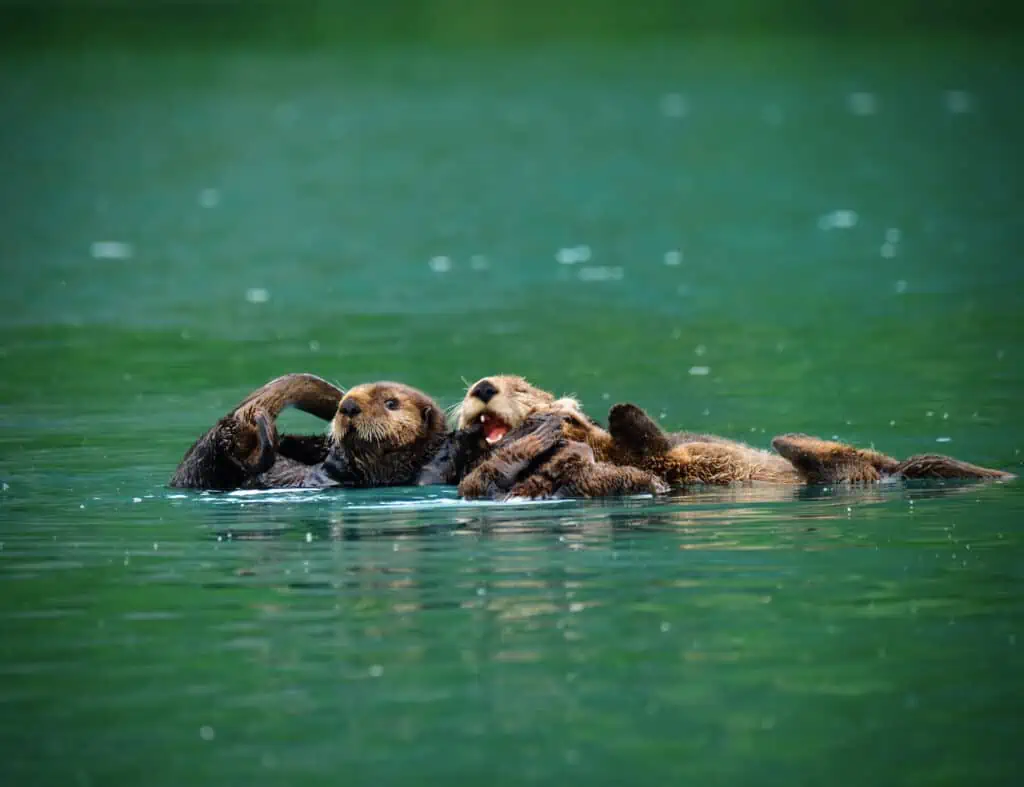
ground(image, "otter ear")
xmin=421 ymin=404 xmax=445 ymax=435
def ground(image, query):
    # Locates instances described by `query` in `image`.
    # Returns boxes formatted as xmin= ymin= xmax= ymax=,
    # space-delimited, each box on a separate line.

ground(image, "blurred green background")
xmin=0 ymin=3 xmax=1022 ymax=786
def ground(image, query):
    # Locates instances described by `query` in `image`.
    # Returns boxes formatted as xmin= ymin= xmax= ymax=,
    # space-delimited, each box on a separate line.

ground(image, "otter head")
xmin=323 ymin=382 xmax=448 ymax=487
xmin=331 ymin=381 xmax=445 ymax=448
xmin=456 ymin=375 xmax=587 ymax=445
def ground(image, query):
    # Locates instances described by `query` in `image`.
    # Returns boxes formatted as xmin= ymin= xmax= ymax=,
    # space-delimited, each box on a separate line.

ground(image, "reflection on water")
xmin=2 ymin=475 xmax=1022 ymax=785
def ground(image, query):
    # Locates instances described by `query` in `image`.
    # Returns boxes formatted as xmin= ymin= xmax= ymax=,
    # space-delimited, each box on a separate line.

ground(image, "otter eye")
xmin=384 ymin=398 xmax=400 ymax=411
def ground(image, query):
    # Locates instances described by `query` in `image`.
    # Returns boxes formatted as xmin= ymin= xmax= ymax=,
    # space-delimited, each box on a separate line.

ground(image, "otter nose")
xmin=340 ymin=399 xmax=362 ymax=418
xmin=470 ymin=380 xmax=498 ymax=403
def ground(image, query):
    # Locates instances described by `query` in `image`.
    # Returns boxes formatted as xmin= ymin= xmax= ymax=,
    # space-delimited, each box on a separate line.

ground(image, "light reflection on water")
xmin=1 ymin=478 xmax=1022 ymax=785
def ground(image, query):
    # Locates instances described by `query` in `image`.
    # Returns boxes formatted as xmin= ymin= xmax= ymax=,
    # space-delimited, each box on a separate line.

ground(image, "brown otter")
xmin=456 ymin=414 xmax=669 ymax=500
xmin=454 ymin=376 xmax=1015 ymax=488
xmin=169 ymin=373 xmax=343 ymax=491
xmin=609 ymin=403 xmax=1015 ymax=485
xmin=314 ymin=381 xmax=449 ymax=487
xmin=170 ymin=377 xmax=449 ymax=491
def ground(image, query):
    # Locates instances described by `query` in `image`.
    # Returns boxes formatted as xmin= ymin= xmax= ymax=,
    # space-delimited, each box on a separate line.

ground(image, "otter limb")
xmin=772 ymin=434 xmax=1016 ymax=484
xmin=458 ymin=414 xmax=668 ymax=500
xmin=607 ymin=403 xmax=800 ymax=485
xmin=416 ymin=420 xmax=491 ymax=486
xmin=169 ymin=373 xmax=344 ymax=491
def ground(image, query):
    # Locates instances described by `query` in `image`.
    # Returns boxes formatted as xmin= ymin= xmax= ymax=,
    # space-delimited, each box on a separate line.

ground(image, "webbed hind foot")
xmin=896 ymin=454 xmax=1016 ymax=480
xmin=608 ymin=403 xmax=672 ymax=455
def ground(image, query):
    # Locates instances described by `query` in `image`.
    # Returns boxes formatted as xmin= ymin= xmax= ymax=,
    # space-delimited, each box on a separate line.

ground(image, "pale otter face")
xmin=456 ymin=375 xmax=584 ymax=445
xmin=331 ymin=382 xmax=443 ymax=447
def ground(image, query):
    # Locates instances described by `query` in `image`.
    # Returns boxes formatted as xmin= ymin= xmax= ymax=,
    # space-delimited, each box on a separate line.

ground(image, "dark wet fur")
xmin=458 ymin=414 xmax=668 ymax=500
xmin=772 ymin=433 xmax=1016 ymax=484
xmin=416 ymin=421 xmax=492 ymax=486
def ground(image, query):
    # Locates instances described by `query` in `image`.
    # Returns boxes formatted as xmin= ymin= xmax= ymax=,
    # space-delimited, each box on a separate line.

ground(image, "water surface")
xmin=1 ymin=27 xmax=1022 ymax=787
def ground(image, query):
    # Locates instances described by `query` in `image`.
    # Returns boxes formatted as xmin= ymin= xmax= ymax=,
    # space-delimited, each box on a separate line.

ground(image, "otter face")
xmin=331 ymin=382 xmax=444 ymax=447
xmin=456 ymin=375 xmax=585 ymax=445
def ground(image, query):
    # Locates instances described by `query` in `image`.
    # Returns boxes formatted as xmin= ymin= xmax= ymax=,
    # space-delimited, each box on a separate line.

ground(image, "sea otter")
xmin=454 ymin=375 xmax=1015 ymax=489
xmin=169 ymin=373 xmax=343 ymax=491
xmin=608 ymin=403 xmax=1015 ymax=485
xmin=170 ymin=377 xmax=448 ymax=491
xmin=446 ymin=376 xmax=667 ymax=499
xmin=456 ymin=413 xmax=668 ymax=500
xmin=314 ymin=381 xmax=449 ymax=487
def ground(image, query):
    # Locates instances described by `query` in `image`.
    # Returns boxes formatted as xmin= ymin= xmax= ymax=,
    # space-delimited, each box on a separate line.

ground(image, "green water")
xmin=1 ymin=25 xmax=1023 ymax=786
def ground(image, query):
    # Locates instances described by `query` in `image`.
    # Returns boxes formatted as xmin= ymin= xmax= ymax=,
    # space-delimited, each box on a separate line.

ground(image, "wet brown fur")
xmin=458 ymin=414 xmax=668 ymax=500
xmin=457 ymin=377 xmax=1014 ymax=490
xmin=319 ymin=382 xmax=449 ymax=487
xmin=169 ymin=373 xmax=343 ymax=490
xmin=771 ymin=433 xmax=1015 ymax=484
xmin=606 ymin=403 xmax=801 ymax=485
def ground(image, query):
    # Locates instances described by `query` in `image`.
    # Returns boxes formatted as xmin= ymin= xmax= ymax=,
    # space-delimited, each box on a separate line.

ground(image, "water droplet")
xmin=577 ymin=266 xmax=623 ymax=282
xmin=470 ymin=254 xmax=489 ymax=271
xmin=245 ymin=288 xmax=269 ymax=304
xmin=556 ymin=245 xmax=592 ymax=265
xmin=305 ymin=532 xmax=313 ymax=543
xmin=90 ymin=241 xmax=133 ymax=260
xmin=882 ymin=243 xmax=898 ymax=259
xmin=885 ymin=227 xmax=902 ymax=244
xmin=199 ymin=725 xmax=215 ymax=741
xmin=659 ymin=93 xmax=688 ymax=118
xmin=688 ymin=366 xmax=710 ymax=376
xmin=818 ymin=209 xmax=858 ymax=230
xmin=428 ymin=256 xmax=451 ymax=274
xmin=663 ymin=249 xmax=683 ymax=266
xmin=132 ymin=497 xmax=142 ymax=503
xmin=198 ymin=188 xmax=220 ymax=208
xmin=894 ymin=279 xmax=908 ymax=293
xmin=368 ymin=664 xmax=384 ymax=677
xmin=943 ymin=90 xmax=973 ymax=114
xmin=660 ymin=621 xmax=671 ymax=633
xmin=847 ymin=91 xmax=878 ymax=116
xmin=694 ymin=344 xmax=706 ymax=356
xmin=569 ymin=602 xmax=585 ymax=613
xmin=936 ymin=437 xmax=952 ymax=443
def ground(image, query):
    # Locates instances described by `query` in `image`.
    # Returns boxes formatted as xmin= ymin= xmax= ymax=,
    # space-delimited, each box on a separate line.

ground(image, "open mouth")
xmin=479 ymin=413 xmax=509 ymax=444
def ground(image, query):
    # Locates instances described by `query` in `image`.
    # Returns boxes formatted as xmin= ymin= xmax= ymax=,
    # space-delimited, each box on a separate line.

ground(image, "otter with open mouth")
xmin=450 ymin=375 xmax=1016 ymax=490
xmin=456 ymin=413 xmax=669 ymax=500
xmin=455 ymin=375 xmax=610 ymax=450
xmin=442 ymin=376 xmax=666 ymax=499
